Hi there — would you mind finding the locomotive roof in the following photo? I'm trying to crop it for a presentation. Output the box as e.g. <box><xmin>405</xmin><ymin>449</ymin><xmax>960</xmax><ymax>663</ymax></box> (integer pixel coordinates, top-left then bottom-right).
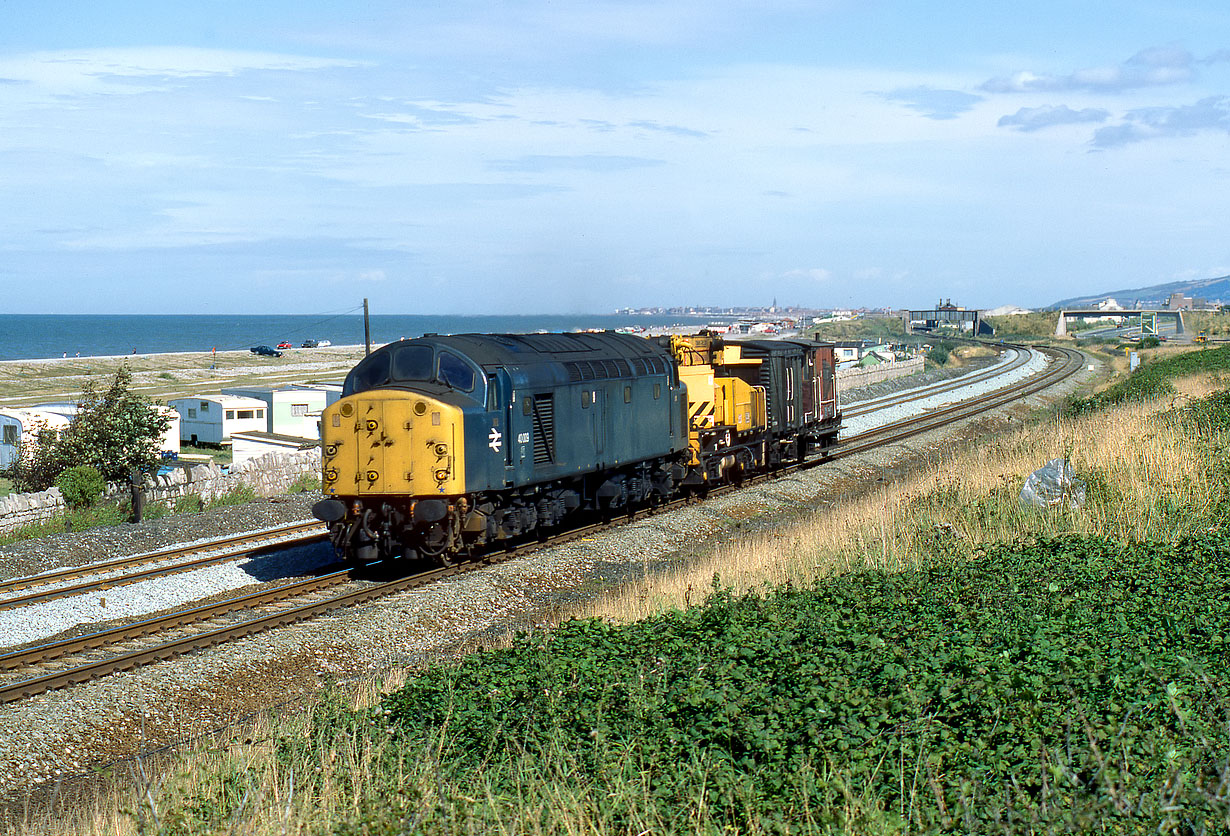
<box><xmin>375</xmin><ymin>331</ymin><xmax>671</xmax><ymax>368</ymax></box>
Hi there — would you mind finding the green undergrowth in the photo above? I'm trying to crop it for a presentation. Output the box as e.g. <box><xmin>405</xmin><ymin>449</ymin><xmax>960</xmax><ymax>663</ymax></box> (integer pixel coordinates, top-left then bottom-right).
<box><xmin>0</xmin><ymin>503</ymin><xmax>131</xmax><ymax>547</ymax></box>
<box><xmin>1067</xmin><ymin>344</ymin><xmax>1230</xmax><ymax>415</ymax></box>
<box><xmin>203</xmin><ymin>484</ymin><xmax>259</xmax><ymax>510</ymax></box>
<box><xmin>203</xmin><ymin>532</ymin><xmax>1230</xmax><ymax>836</ymax></box>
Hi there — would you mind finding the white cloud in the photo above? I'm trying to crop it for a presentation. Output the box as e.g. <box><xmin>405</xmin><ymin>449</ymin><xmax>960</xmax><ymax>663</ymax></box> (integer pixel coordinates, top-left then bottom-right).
<box><xmin>981</xmin><ymin>45</ymin><xmax>1196</xmax><ymax>94</ymax></box>
<box><xmin>1093</xmin><ymin>95</ymin><xmax>1230</xmax><ymax>147</ymax></box>
<box><xmin>0</xmin><ymin>47</ymin><xmax>362</xmax><ymax>98</ymax></box>
<box><xmin>998</xmin><ymin>105</ymin><xmax>1110</xmax><ymax>132</ymax></box>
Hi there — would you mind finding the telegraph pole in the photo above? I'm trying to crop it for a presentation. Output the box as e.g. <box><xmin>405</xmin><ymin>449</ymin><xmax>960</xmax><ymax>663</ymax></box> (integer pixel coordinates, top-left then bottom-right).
<box><xmin>363</xmin><ymin>298</ymin><xmax>371</xmax><ymax>356</ymax></box>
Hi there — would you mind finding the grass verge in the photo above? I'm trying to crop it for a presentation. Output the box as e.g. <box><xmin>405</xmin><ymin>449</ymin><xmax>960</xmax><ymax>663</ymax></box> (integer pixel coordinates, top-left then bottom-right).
<box><xmin>21</xmin><ymin>351</ymin><xmax>1230</xmax><ymax>835</ymax></box>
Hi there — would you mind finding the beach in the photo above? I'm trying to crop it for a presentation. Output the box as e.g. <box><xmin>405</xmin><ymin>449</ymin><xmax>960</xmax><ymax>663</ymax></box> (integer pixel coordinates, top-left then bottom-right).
<box><xmin>0</xmin><ymin>345</ymin><xmax>370</xmax><ymax>409</ymax></box>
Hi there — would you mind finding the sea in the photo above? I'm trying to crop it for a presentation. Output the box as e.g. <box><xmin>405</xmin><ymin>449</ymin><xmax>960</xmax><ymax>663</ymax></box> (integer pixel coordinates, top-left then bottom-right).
<box><xmin>0</xmin><ymin>313</ymin><xmax>718</xmax><ymax>362</ymax></box>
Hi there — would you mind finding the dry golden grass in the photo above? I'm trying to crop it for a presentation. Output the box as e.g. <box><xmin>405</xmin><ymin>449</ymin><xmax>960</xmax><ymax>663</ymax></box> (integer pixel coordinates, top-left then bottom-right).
<box><xmin>582</xmin><ymin>377</ymin><xmax>1219</xmax><ymax>626</ymax></box>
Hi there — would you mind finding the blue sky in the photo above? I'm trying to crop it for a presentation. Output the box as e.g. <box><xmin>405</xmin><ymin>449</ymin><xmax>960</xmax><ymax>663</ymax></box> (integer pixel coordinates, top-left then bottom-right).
<box><xmin>2</xmin><ymin>1</ymin><xmax>1228</xmax><ymax>314</ymax></box>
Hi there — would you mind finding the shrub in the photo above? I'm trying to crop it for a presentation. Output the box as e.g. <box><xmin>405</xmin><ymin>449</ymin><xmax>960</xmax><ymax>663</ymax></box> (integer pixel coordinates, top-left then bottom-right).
<box><xmin>926</xmin><ymin>343</ymin><xmax>950</xmax><ymax>366</ymax></box>
<box><xmin>54</xmin><ymin>465</ymin><xmax>106</xmax><ymax>509</ymax></box>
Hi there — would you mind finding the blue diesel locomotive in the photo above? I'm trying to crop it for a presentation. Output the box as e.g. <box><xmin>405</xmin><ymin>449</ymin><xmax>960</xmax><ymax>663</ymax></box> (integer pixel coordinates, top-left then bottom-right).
<box><xmin>312</xmin><ymin>331</ymin><xmax>840</xmax><ymax>565</ymax></box>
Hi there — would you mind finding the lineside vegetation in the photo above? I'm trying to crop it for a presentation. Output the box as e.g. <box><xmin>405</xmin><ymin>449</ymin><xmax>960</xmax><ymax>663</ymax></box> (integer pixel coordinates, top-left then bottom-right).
<box><xmin>25</xmin><ymin>346</ymin><xmax>1230</xmax><ymax>835</ymax></box>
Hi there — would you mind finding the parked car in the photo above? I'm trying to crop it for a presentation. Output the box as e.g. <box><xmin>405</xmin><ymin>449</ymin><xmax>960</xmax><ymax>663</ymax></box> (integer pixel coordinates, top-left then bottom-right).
<box><xmin>276</xmin><ymin>341</ymin><xmax>293</xmax><ymax>349</ymax></box>
<box><xmin>250</xmin><ymin>345</ymin><xmax>283</xmax><ymax>358</ymax></box>
<box><xmin>301</xmin><ymin>339</ymin><xmax>332</xmax><ymax>348</ymax></box>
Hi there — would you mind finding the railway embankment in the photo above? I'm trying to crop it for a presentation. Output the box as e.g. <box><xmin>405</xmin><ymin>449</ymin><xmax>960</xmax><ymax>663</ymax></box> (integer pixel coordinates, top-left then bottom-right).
<box><xmin>11</xmin><ymin>343</ymin><xmax>1230</xmax><ymax>834</ymax></box>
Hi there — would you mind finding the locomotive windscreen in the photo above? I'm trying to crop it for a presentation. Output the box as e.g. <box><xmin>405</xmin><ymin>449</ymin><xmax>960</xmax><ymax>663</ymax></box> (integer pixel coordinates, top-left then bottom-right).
<box><xmin>344</xmin><ymin>343</ymin><xmax>480</xmax><ymax>396</ymax></box>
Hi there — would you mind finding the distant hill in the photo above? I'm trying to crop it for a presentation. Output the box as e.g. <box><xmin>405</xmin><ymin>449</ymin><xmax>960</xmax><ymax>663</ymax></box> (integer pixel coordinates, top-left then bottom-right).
<box><xmin>1051</xmin><ymin>275</ymin><xmax>1230</xmax><ymax>310</ymax></box>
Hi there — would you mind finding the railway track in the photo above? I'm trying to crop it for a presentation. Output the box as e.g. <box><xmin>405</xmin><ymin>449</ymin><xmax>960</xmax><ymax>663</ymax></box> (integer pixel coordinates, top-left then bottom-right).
<box><xmin>0</xmin><ymin>520</ymin><xmax>324</xmax><ymax>612</ymax></box>
<box><xmin>833</xmin><ymin>346</ymin><xmax>1084</xmax><ymax>459</ymax></box>
<box><xmin>0</xmin><ymin>344</ymin><xmax>1084</xmax><ymax>704</ymax></box>
<box><xmin>842</xmin><ymin>345</ymin><xmax>1032</xmax><ymax>418</ymax></box>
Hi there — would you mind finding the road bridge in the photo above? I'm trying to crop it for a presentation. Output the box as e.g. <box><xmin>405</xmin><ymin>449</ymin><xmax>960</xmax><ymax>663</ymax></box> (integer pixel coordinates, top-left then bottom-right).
<box><xmin>1054</xmin><ymin>309</ymin><xmax>1185</xmax><ymax>336</ymax></box>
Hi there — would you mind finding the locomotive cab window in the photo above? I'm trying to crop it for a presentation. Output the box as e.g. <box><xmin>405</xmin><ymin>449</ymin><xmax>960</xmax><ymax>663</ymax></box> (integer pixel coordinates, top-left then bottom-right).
<box><xmin>581</xmin><ymin>390</ymin><xmax>592</xmax><ymax>408</ymax></box>
<box><xmin>624</xmin><ymin>385</ymin><xmax>632</xmax><ymax>403</ymax></box>
<box><xmin>437</xmin><ymin>351</ymin><xmax>476</xmax><ymax>392</ymax></box>
<box><xmin>346</xmin><ymin>352</ymin><xmax>391</xmax><ymax>395</ymax></box>
<box><xmin>391</xmin><ymin>345</ymin><xmax>433</xmax><ymax>382</ymax></box>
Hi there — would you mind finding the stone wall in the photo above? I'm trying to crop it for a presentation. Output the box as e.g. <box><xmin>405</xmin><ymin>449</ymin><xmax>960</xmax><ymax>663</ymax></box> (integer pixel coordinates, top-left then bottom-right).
<box><xmin>0</xmin><ymin>449</ymin><xmax>321</xmax><ymax>536</ymax></box>
<box><xmin>836</xmin><ymin>356</ymin><xmax>923</xmax><ymax>393</ymax></box>
<box><xmin>0</xmin><ymin>487</ymin><xmax>69</xmax><ymax>535</ymax></box>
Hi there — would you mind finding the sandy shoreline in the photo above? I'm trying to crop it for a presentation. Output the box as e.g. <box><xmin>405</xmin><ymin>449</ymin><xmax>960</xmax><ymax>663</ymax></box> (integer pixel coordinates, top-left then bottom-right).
<box><xmin>0</xmin><ymin>327</ymin><xmax>801</xmax><ymax>409</ymax></box>
<box><xmin>0</xmin><ymin>345</ymin><xmax>371</xmax><ymax>409</ymax></box>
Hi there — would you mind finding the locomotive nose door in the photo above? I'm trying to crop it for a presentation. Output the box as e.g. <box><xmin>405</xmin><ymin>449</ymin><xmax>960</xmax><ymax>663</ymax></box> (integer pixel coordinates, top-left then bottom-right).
<box><xmin>339</xmin><ymin>396</ymin><xmax>414</xmax><ymax>496</ymax></box>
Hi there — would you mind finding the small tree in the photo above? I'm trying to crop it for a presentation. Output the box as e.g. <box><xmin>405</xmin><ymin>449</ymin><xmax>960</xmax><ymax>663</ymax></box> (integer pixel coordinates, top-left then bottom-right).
<box><xmin>10</xmin><ymin>367</ymin><xmax>171</xmax><ymax>492</ymax></box>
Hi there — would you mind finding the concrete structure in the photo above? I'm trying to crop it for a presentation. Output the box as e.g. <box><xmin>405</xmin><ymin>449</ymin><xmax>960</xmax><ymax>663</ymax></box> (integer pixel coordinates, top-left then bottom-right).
<box><xmin>169</xmin><ymin>395</ymin><xmax>268</xmax><ymax>445</ymax></box>
<box><xmin>231</xmin><ymin>431</ymin><xmax>319</xmax><ymax>465</ymax></box>
<box><xmin>0</xmin><ymin>409</ymin><xmax>71</xmax><ymax>470</ymax></box>
<box><xmin>1054</xmin><ymin>309</ymin><xmax>1186</xmax><ymax>336</ymax></box>
<box><xmin>220</xmin><ymin>384</ymin><xmax>331</xmax><ymax>439</ymax></box>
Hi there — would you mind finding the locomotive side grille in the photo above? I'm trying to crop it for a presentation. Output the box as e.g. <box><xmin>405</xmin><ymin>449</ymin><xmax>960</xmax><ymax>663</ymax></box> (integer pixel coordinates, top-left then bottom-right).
<box><xmin>532</xmin><ymin>395</ymin><xmax>555</xmax><ymax>465</ymax></box>
<box><xmin>565</xmin><ymin>359</ymin><xmax>640</xmax><ymax>381</ymax></box>
<box><xmin>565</xmin><ymin>361</ymin><xmax>599</xmax><ymax>381</ymax></box>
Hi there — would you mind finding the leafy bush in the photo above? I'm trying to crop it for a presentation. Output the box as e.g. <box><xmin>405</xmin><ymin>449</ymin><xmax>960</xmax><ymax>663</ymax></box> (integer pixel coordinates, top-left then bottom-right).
<box><xmin>924</xmin><ymin>339</ymin><xmax>963</xmax><ymax>367</ymax></box>
<box><xmin>53</xmin><ymin>465</ymin><xmax>106</xmax><ymax>509</ymax></box>
<box><xmin>9</xmin><ymin>366</ymin><xmax>170</xmax><ymax>491</ymax></box>
<box><xmin>364</xmin><ymin>532</ymin><xmax>1230</xmax><ymax>833</ymax></box>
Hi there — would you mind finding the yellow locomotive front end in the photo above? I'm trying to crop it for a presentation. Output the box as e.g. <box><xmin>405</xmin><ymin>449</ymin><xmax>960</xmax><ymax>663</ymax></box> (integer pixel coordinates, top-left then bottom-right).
<box><xmin>313</xmin><ymin>389</ymin><xmax>467</xmax><ymax>564</ymax></box>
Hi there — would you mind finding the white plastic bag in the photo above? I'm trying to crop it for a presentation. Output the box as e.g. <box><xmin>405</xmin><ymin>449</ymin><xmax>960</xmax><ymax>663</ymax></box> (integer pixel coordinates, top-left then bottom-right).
<box><xmin>1020</xmin><ymin>458</ymin><xmax>1086</xmax><ymax>510</ymax></box>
